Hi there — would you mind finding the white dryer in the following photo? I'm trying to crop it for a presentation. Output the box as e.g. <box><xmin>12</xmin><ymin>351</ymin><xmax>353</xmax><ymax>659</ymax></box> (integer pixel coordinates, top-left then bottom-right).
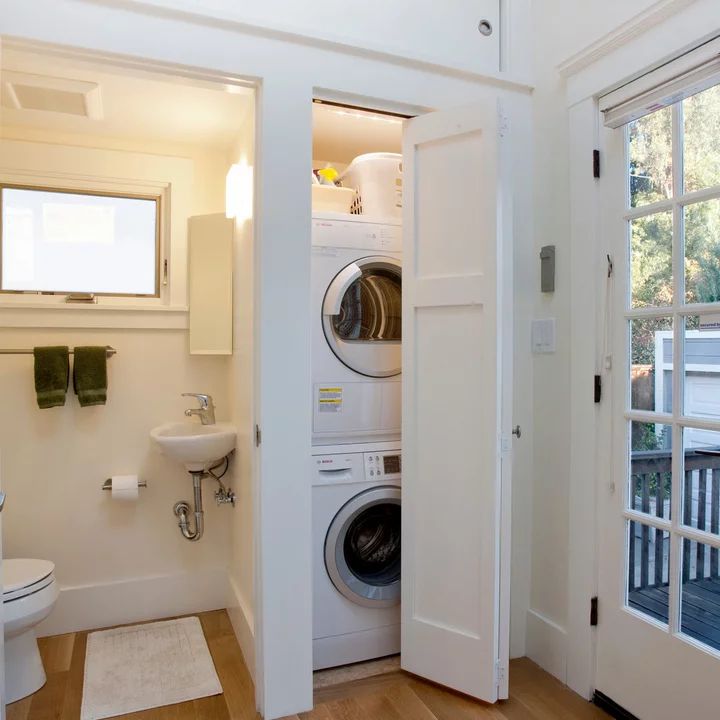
<box><xmin>312</xmin><ymin>447</ymin><xmax>401</xmax><ymax>669</ymax></box>
<box><xmin>311</xmin><ymin>213</ymin><xmax>402</xmax><ymax>446</ymax></box>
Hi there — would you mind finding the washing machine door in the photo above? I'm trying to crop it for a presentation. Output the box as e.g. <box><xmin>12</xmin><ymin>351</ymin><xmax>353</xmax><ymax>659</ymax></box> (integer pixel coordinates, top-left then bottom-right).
<box><xmin>322</xmin><ymin>256</ymin><xmax>401</xmax><ymax>378</ymax></box>
<box><xmin>325</xmin><ymin>485</ymin><xmax>401</xmax><ymax>608</ymax></box>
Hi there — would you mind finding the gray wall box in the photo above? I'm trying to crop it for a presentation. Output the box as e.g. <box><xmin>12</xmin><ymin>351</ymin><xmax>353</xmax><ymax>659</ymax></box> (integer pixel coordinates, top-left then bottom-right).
<box><xmin>540</xmin><ymin>245</ymin><xmax>555</xmax><ymax>293</ymax></box>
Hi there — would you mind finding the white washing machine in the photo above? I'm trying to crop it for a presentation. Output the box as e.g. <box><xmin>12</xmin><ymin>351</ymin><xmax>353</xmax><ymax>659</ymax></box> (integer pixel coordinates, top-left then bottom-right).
<box><xmin>311</xmin><ymin>213</ymin><xmax>402</xmax><ymax>446</ymax></box>
<box><xmin>312</xmin><ymin>447</ymin><xmax>401</xmax><ymax>670</ymax></box>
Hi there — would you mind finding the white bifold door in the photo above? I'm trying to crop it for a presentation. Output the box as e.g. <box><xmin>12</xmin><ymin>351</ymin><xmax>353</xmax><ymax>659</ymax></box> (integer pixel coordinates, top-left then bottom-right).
<box><xmin>401</xmin><ymin>101</ymin><xmax>513</xmax><ymax>702</ymax></box>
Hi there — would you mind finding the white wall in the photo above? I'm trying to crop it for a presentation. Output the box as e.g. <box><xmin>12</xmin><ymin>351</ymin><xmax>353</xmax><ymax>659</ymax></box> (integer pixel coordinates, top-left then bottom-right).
<box><xmin>0</xmin><ymin>2</ymin><xmax>534</xmax><ymax>716</ymax></box>
<box><xmin>97</xmin><ymin>0</ymin><xmax>517</xmax><ymax>79</ymax></box>
<box><xmin>0</xmin><ymin>133</ymin><xmax>235</xmax><ymax>634</ymax></box>
<box><xmin>526</xmin><ymin>0</ymin><xmax>715</xmax><ymax>690</ymax></box>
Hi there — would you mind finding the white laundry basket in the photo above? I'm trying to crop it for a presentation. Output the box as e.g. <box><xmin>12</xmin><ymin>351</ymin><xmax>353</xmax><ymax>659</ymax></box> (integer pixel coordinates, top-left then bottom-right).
<box><xmin>341</xmin><ymin>153</ymin><xmax>402</xmax><ymax>220</ymax></box>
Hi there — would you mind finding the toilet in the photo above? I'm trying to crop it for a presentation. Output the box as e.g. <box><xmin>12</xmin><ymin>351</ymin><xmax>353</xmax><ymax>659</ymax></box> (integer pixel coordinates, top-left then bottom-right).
<box><xmin>3</xmin><ymin>559</ymin><xmax>58</xmax><ymax>704</ymax></box>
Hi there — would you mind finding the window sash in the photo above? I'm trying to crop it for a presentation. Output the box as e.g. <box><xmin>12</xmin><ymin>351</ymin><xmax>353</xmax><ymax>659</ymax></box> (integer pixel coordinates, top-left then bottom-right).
<box><xmin>0</xmin><ymin>183</ymin><xmax>162</xmax><ymax>298</ymax></box>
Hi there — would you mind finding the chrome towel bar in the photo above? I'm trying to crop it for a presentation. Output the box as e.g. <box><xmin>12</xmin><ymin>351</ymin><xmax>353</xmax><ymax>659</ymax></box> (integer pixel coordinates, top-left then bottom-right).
<box><xmin>0</xmin><ymin>346</ymin><xmax>117</xmax><ymax>357</ymax></box>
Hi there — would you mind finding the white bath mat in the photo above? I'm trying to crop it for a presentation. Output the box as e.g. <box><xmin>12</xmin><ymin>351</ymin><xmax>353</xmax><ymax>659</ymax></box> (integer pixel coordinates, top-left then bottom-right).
<box><xmin>80</xmin><ymin>616</ymin><xmax>222</xmax><ymax>720</ymax></box>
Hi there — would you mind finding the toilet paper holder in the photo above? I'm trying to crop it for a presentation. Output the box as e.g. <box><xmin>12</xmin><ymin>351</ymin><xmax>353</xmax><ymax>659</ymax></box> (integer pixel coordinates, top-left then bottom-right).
<box><xmin>102</xmin><ymin>478</ymin><xmax>148</xmax><ymax>490</ymax></box>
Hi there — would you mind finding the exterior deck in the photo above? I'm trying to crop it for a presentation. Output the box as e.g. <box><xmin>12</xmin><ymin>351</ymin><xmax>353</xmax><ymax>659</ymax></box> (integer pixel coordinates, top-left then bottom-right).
<box><xmin>629</xmin><ymin>577</ymin><xmax>720</xmax><ymax>651</ymax></box>
<box><xmin>628</xmin><ymin>446</ymin><xmax>720</xmax><ymax>651</ymax></box>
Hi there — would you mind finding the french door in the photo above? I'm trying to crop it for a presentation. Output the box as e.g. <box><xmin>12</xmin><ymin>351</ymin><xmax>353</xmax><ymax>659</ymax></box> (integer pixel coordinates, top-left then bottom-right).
<box><xmin>597</xmin><ymin>82</ymin><xmax>720</xmax><ymax>718</ymax></box>
<box><xmin>401</xmin><ymin>101</ymin><xmax>512</xmax><ymax>702</ymax></box>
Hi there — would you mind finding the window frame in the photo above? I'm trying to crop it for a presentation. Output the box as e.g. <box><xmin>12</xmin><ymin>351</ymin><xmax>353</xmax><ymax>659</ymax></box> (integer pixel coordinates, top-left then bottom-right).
<box><xmin>620</xmin><ymin>83</ymin><xmax>720</xmax><ymax>652</ymax></box>
<box><xmin>0</xmin><ymin>181</ymin><xmax>163</xmax><ymax>299</ymax></box>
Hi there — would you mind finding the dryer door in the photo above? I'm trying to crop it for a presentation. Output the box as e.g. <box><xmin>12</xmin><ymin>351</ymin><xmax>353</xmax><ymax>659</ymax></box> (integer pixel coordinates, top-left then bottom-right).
<box><xmin>322</xmin><ymin>256</ymin><xmax>401</xmax><ymax>377</ymax></box>
<box><xmin>325</xmin><ymin>485</ymin><xmax>401</xmax><ymax>608</ymax></box>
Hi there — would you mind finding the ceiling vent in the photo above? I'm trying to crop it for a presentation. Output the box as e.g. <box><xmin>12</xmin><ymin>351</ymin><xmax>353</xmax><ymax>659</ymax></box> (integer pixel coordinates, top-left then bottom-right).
<box><xmin>1</xmin><ymin>71</ymin><xmax>103</xmax><ymax>119</ymax></box>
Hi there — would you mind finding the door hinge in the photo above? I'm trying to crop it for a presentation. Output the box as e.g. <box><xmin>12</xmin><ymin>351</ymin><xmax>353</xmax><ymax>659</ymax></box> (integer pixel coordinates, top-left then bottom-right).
<box><xmin>590</xmin><ymin>596</ymin><xmax>599</xmax><ymax>626</ymax></box>
<box><xmin>255</xmin><ymin>424</ymin><xmax>262</xmax><ymax>447</ymax></box>
<box><xmin>495</xmin><ymin>659</ymin><xmax>506</xmax><ymax>686</ymax></box>
<box><xmin>593</xmin><ymin>149</ymin><xmax>601</xmax><ymax>178</ymax></box>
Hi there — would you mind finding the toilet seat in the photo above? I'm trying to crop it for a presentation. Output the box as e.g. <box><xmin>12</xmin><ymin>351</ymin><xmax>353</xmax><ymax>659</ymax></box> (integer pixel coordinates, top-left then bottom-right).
<box><xmin>3</xmin><ymin>560</ymin><xmax>55</xmax><ymax>602</ymax></box>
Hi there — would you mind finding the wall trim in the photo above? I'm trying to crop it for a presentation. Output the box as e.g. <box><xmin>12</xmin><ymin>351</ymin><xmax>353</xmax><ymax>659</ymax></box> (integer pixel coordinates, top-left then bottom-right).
<box><xmin>525</xmin><ymin>609</ymin><xmax>568</xmax><ymax>685</ymax></box>
<box><xmin>0</xmin><ymin>304</ymin><xmax>189</xmax><ymax>330</ymax></box>
<box><xmin>226</xmin><ymin>574</ymin><xmax>256</xmax><ymax>682</ymax></box>
<box><xmin>37</xmin><ymin>567</ymin><xmax>230</xmax><ymax>637</ymax></box>
<box><xmin>557</xmin><ymin>0</ymin><xmax>697</xmax><ymax>78</ymax></box>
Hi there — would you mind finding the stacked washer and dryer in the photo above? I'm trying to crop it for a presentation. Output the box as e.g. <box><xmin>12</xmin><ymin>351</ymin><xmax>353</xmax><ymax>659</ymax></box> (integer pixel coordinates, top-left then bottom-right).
<box><xmin>311</xmin><ymin>210</ymin><xmax>403</xmax><ymax>670</ymax></box>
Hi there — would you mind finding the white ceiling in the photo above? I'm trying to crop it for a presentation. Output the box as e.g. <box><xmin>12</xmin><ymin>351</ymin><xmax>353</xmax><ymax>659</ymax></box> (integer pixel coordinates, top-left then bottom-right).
<box><xmin>312</xmin><ymin>102</ymin><xmax>403</xmax><ymax>165</ymax></box>
<box><xmin>0</xmin><ymin>48</ymin><xmax>253</xmax><ymax>150</ymax></box>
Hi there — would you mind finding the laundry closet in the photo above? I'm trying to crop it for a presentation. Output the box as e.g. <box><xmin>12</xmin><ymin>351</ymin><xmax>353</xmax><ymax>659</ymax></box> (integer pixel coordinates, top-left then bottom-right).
<box><xmin>310</xmin><ymin>101</ymin><xmax>404</xmax><ymax>672</ymax></box>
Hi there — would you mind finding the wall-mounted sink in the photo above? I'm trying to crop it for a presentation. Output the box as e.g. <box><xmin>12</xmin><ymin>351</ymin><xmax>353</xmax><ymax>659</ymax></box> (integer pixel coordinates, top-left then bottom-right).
<box><xmin>150</xmin><ymin>421</ymin><xmax>237</xmax><ymax>471</ymax></box>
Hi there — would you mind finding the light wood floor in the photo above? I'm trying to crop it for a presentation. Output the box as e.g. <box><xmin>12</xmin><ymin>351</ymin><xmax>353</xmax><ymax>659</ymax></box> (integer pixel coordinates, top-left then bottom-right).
<box><xmin>288</xmin><ymin>658</ymin><xmax>610</xmax><ymax>720</ymax></box>
<box><xmin>7</xmin><ymin>612</ymin><xmax>608</xmax><ymax>720</ymax></box>
<box><xmin>6</xmin><ymin>610</ymin><xmax>258</xmax><ymax>720</ymax></box>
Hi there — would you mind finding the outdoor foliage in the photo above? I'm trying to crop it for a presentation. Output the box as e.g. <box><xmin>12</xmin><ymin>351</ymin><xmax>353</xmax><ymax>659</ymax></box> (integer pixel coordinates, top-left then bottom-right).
<box><xmin>629</xmin><ymin>86</ymin><xmax>720</xmax><ymax>454</ymax></box>
<box><xmin>630</xmin><ymin>84</ymin><xmax>720</xmax><ymax>309</ymax></box>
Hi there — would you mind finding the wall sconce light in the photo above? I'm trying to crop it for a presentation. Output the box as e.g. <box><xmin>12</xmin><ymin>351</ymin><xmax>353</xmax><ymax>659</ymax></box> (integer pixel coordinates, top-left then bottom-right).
<box><xmin>226</xmin><ymin>162</ymin><xmax>253</xmax><ymax>221</ymax></box>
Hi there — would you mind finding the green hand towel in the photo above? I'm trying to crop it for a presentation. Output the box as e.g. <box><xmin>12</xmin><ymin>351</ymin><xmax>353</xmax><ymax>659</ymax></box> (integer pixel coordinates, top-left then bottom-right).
<box><xmin>33</xmin><ymin>346</ymin><xmax>70</xmax><ymax>409</ymax></box>
<box><xmin>73</xmin><ymin>346</ymin><xmax>108</xmax><ymax>407</ymax></box>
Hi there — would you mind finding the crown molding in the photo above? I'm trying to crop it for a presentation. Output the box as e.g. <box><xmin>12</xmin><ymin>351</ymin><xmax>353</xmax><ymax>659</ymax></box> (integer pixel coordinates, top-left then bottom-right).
<box><xmin>557</xmin><ymin>0</ymin><xmax>697</xmax><ymax>78</ymax></box>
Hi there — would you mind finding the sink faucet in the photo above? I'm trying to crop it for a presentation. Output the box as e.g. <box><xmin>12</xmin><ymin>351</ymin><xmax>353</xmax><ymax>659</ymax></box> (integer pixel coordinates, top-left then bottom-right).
<box><xmin>182</xmin><ymin>393</ymin><xmax>216</xmax><ymax>425</ymax></box>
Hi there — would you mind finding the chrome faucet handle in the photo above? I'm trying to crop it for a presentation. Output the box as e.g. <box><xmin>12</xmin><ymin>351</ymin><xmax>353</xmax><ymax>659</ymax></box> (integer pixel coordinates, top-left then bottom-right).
<box><xmin>182</xmin><ymin>393</ymin><xmax>216</xmax><ymax>425</ymax></box>
<box><xmin>182</xmin><ymin>392</ymin><xmax>212</xmax><ymax>409</ymax></box>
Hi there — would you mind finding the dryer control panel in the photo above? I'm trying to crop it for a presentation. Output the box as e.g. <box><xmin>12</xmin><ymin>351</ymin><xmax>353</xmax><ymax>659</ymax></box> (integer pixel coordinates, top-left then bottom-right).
<box><xmin>364</xmin><ymin>451</ymin><xmax>402</xmax><ymax>481</ymax></box>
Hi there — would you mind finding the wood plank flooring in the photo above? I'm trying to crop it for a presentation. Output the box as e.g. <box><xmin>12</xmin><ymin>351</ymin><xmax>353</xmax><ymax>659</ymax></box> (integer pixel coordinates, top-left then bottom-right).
<box><xmin>6</xmin><ymin>610</ymin><xmax>258</xmax><ymax>720</ymax></box>
<box><xmin>287</xmin><ymin>658</ymin><xmax>609</xmax><ymax>720</ymax></box>
<box><xmin>7</xmin><ymin>613</ymin><xmax>608</xmax><ymax>720</ymax></box>
<box><xmin>629</xmin><ymin>576</ymin><xmax>720</xmax><ymax>650</ymax></box>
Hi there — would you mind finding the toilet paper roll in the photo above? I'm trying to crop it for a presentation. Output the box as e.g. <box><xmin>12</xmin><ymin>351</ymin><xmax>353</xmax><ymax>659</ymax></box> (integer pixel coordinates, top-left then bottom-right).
<box><xmin>110</xmin><ymin>475</ymin><xmax>139</xmax><ymax>502</ymax></box>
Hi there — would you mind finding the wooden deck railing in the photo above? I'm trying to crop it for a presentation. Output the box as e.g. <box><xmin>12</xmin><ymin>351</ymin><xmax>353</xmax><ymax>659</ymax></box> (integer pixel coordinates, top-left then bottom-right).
<box><xmin>630</xmin><ymin>448</ymin><xmax>720</xmax><ymax>592</ymax></box>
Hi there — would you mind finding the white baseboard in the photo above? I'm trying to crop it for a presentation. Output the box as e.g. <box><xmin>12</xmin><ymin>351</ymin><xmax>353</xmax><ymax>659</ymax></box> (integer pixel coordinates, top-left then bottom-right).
<box><xmin>525</xmin><ymin>608</ymin><xmax>568</xmax><ymax>684</ymax></box>
<box><xmin>37</xmin><ymin>567</ymin><xmax>230</xmax><ymax>638</ymax></box>
<box><xmin>226</xmin><ymin>573</ymin><xmax>255</xmax><ymax>681</ymax></box>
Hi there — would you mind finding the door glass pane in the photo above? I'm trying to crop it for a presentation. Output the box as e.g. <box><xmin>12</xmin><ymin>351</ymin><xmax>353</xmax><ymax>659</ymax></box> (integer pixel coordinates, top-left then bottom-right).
<box><xmin>629</xmin><ymin>107</ymin><xmax>673</xmax><ymax>208</ymax></box>
<box><xmin>627</xmin><ymin>519</ymin><xmax>670</xmax><ymax>624</ymax></box>
<box><xmin>685</xmin><ymin>198</ymin><xmax>720</xmax><ymax>304</ymax></box>
<box><xmin>631</xmin><ymin>212</ymin><xmax>673</xmax><ymax>308</ymax></box>
<box><xmin>333</xmin><ymin>268</ymin><xmax>401</xmax><ymax>341</ymax></box>
<box><xmin>683</xmin><ymin>315</ymin><xmax>720</xmax><ymax>421</ymax></box>
<box><xmin>683</xmin><ymin>84</ymin><xmax>720</xmax><ymax>194</ymax></box>
<box><xmin>681</xmin><ymin>537</ymin><xmax>720</xmax><ymax>652</ymax></box>
<box><xmin>630</xmin><ymin>421</ymin><xmax>672</xmax><ymax>520</ymax></box>
<box><xmin>631</xmin><ymin>317</ymin><xmax>673</xmax><ymax>412</ymax></box>
<box><xmin>681</xmin><ymin>427</ymin><xmax>720</xmax><ymax>537</ymax></box>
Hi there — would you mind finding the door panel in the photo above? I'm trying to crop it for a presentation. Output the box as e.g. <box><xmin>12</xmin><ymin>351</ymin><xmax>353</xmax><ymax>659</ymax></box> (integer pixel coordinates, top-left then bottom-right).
<box><xmin>597</xmin><ymin>87</ymin><xmax>720</xmax><ymax>718</ymax></box>
<box><xmin>401</xmin><ymin>102</ymin><xmax>510</xmax><ymax>702</ymax></box>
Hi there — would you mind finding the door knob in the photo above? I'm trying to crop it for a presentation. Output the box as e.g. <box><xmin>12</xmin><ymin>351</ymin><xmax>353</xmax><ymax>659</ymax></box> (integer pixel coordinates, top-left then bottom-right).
<box><xmin>0</xmin><ymin>492</ymin><xmax>6</xmax><ymax>512</ymax></box>
<box><xmin>512</xmin><ymin>425</ymin><xmax>522</xmax><ymax>439</ymax></box>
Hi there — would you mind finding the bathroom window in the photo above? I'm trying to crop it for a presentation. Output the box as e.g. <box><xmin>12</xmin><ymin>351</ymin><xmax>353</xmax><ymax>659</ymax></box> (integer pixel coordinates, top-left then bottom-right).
<box><xmin>0</xmin><ymin>185</ymin><xmax>161</xmax><ymax>297</ymax></box>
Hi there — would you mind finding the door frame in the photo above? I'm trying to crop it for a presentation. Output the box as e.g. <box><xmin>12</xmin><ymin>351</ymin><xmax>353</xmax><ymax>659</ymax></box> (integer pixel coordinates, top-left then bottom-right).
<box><xmin>563</xmin><ymin>10</ymin><xmax>720</xmax><ymax>702</ymax></box>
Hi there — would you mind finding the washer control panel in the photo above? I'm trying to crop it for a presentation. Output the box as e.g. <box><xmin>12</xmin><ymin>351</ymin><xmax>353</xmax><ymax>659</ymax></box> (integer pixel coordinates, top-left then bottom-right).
<box><xmin>364</xmin><ymin>451</ymin><xmax>402</xmax><ymax>481</ymax></box>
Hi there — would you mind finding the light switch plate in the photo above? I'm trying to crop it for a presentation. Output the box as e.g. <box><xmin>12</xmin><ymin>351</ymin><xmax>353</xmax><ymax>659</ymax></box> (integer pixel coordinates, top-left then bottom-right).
<box><xmin>532</xmin><ymin>318</ymin><xmax>556</xmax><ymax>354</ymax></box>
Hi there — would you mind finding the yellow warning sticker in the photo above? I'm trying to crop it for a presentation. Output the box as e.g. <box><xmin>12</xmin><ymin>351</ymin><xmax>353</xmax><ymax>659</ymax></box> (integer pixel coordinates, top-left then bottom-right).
<box><xmin>319</xmin><ymin>387</ymin><xmax>343</xmax><ymax>413</ymax></box>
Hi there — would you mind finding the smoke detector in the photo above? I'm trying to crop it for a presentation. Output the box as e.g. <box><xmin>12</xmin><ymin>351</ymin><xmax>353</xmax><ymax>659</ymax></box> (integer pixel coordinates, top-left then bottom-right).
<box><xmin>1</xmin><ymin>71</ymin><xmax>103</xmax><ymax>119</ymax></box>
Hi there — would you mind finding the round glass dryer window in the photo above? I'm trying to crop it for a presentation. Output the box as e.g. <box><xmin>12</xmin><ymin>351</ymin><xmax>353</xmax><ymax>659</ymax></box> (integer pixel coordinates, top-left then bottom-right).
<box><xmin>325</xmin><ymin>486</ymin><xmax>401</xmax><ymax>608</ymax></box>
<box><xmin>322</xmin><ymin>256</ymin><xmax>401</xmax><ymax>378</ymax></box>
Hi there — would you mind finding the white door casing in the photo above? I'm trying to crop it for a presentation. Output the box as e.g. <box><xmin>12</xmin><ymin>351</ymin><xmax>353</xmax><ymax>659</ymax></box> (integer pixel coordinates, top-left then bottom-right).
<box><xmin>400</xmin><ymin>101</ymin><xmax>512</xmax><ymax>702</ymax></box>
